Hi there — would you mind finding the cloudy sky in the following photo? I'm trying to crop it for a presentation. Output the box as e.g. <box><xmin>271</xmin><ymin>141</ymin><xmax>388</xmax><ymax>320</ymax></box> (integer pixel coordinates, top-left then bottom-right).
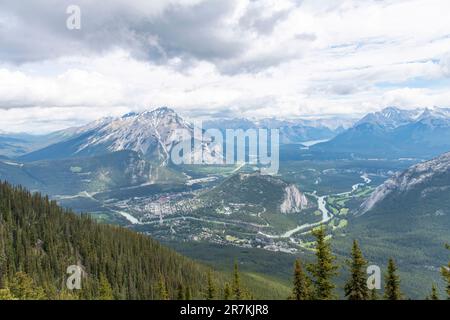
<box><xmin>1</xmin><ymin>0</ymin><xmax>450</xmax><ymax>133</ymax></box>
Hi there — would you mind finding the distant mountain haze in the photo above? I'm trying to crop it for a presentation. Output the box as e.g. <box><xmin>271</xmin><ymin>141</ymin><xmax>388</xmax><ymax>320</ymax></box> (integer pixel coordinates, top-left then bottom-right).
<box><xmin>313</xmin><ymin>106</ymin><xmax>450</xmax><ymax>159</ymax></box>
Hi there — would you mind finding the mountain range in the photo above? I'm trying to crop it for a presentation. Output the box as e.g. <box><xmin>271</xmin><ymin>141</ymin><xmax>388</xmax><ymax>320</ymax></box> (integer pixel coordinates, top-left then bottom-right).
<box><xmin>203</xmin><ymin>117</ymin><xmax>351</xmax><ymax>144</ymax></box>
<box><xmin>0</xmin><ymin>107</ymin><xmax>356</xmax><ymax>160</ymax></box>
<box><xmin>19</xmin><ymin>107</ymin><xmax>196</xmax><ymax>163</ymax></box>
<box><xmin>0</xmin><ymin>130</ymin><xmax>73</xmax><ymax>158</ymax></box>
<box><xmin>0</xmin><ymin>105</ymin><xmax>449</xmax><ymax>298</ymax></box>
<box><xmin>6</xmin><ymin>105</ymin><xmax>450</xmax><ymax>163</ymax></box>
<box><xmin>313</xmin><ymin>106</ymin><xmax>450</xmax><ymax>159</ymax></box>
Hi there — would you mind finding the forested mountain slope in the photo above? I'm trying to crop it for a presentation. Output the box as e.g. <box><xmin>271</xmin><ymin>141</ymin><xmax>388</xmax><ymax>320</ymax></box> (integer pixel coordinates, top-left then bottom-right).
<box><xmin>0</xmin><ymin>181</ymin><xmax>215</xmax><ymax>299</ymax></box>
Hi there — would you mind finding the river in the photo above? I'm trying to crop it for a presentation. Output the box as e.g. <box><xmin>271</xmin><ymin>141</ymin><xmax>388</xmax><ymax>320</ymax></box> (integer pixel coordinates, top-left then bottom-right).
<box><xmin>258</xmin><ymin>173</ymin><xmax>371</xmax><ymax>239</ymax></box>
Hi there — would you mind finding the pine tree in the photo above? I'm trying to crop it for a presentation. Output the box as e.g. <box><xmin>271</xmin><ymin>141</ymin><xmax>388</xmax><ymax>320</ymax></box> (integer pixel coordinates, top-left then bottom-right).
<box><xmin>232</xmin><ymin>262</ymin><xmax>242</xmax><ymax>300</ymax></box>
<box><xmin>442</xmin><ymin>244</ymin><xmax>450</xmax><ymax>299</ymax></box>
<box><xmin>98</xmin><ymin>274</ymin><xmax>114</xmax><ymax>300</ymax></box>
<box><xmin>292</xmin><ymin>259</ymin><xmax>310</xmax><ymax>300</ymax></box>
<box><xmin>158</xmin><ymin>275</ymin><xmax>169</xmax><ymax>300</ymax></box>
<box><xmin>0</xmin><ymin>287</ymin><xmax>16</xmax><ymax>300</ymax></box>
<box><xmin>223</xmin><ymin>283</ymin><xmax>231</xmax><ymax>300</ymax></box>
<box><xmin>344</xmin><ymin>240</ymin><xmax>369</xmax><ymax>300</ymax></box>
<box><xmin>307</xmin><ymin>227</ymin><xmax>338</xmax><ymax>300</ymax></box>
<box><xmin>0</xmin><ymin>182</ymin><xmax>215</xmax><ymax>300</ymax></box>
<box><xmin>176</xmin><ymin>284</ymin><xmax>184</xmax><ymax>300</ymax></box>
<box><xmin>56</xmin><ymin>290</ymin><xmax>79</xmax><ymax>300</ymax></box>
<box><xmin>370</xmin><ymin>288</ymin><xmax>379</xmax><ymax>300</ymax></box>
<box><xmin>384</xmin><ymin>258</ymin><xmax>402</xmax><ymax>300</ymax></box>
<box><xmin>185</xmin><ymin>286</ymin><xmax>192</xmax><ymax>300</ymax></box>
<box><xmin>205</xmin><ymin>270</ymin><xmax>216</xmax><ymax>300</ymax></box>
<box><xmin>9</xmin><ymin>272</ymin><xmax>46</xmax><ymax>300</ymax></box>
<box><xmin>427</xmin><ymin>284</ymin><xmax>439</xmax><ymax>300</ymax></box>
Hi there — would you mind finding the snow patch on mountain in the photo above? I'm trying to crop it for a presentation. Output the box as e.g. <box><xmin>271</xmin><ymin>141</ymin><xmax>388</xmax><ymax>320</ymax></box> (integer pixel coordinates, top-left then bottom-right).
<box><xmin>71</xmin><ymin>107</ymin><xmax>220</xmax><ymax>164</ymax></box>
<box><xmin>356</xmin><ymin>106</ymin><xmax>450</xmax><ymax>130</ymax></box>
<box><xmin>356</xmin><ymin>106</ymin><xmax>423</xmax><ymax>129</ymax></box>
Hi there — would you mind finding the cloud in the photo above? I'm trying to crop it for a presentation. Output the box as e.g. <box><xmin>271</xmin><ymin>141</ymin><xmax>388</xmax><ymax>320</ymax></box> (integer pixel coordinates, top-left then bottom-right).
<box><xmin>238</xmin><ymin>0</ymin><xmax>293</xmax><ymax>35</ymax></box>
<box><xmin>0</xmin><ymin>0</ymin><xmax>242</xmax><ymax>64</ymax></box>
<box><xmin>1</xmin><ymin>0</ymin><xmax>450</xmax><ymax>133</ymax></box>
<box><xmin>440</xmin><ymin>52</ymin><xmax>450</xmax><ymax>77</ymax></box>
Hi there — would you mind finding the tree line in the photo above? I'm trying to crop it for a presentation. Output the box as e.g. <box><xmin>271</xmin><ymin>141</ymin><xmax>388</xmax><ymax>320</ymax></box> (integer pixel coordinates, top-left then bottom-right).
<box><xmin>188</xmin><ymin>227</ymin><xmax>449</xmax><ymax>301</ymax></box>
<box><xmin>0</xmin><ymin>181</ymin><xmax>218</xmax><ymax>300</ymax></box>
<box><xmin>289</xmin><ymin>227</ymin><xmax>450</xmax><ymax>300</ymax></box>
<box><xmin>0</xmin><ymin>181</ymin><xmax>448</xmax><ymax>300</ymax></box>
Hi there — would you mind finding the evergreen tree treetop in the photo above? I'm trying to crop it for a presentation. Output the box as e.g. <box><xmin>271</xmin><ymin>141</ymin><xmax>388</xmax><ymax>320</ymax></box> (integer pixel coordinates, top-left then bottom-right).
<box><xmin>384</xmin><ymin>258</ymin><xmax>402</xmax><ymax>300</ymax></box>
<box><xmin>292</xmin><ymin>259</ymin><xmax>310</xmax><ymax>300</ymax></box>
<box><xmin>344</xmin><ymin>240</ymin><xmax>369</xmax><ymax>300</ymax></box>
<box><xmin>307</xmin><ymin>227</ymin><xmax>338</xmax><ymax>300</ymax></box>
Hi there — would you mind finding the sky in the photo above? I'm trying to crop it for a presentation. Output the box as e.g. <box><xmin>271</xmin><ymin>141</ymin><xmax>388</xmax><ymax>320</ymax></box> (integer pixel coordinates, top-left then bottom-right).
<box><xmin>1</xmin><ymin>0</ymin><xmax>450</xmax><ymax>133</ymax></box>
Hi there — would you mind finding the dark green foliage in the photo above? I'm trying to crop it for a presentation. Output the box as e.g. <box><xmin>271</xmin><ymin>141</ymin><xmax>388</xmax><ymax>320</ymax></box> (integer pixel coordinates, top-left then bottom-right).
<box><xmin>232</xmin><ymin>262</ymin><xmax>242</xmax><ymax>300</ymax></box>
<box><xmin>1</xmin><ymin>180</ymin><xmax>446</xmax><ymax>301</ymax></box>
<box><xmin>427</xmin><ymin>284</ymin><xmax>439</xmax><ymax>300</ymax></box>
<box><xmin>205</xmin><ymin>270</ymin><xmax>216</xmax><ymax>300</ymax></box>
<box><xmin>223</xmin><ymin>283</ymin><xmax>231</xmax><ymax>300</ymax></box>
<box><xmin>307</xmin><ymin>227</ymin><xmax>338</xmax><ymax>300</ymax></box>
<box><xmin>8</xmin><ymin>272</ymin><xmax>46</xmax><ymax>300</ymax></box>
<box><xmin>344</xmin><ymin>240</ymin><xmax>369</xmax><ymax>300</ymax></box>
<box><xmin>384</xmin><ymin>258</ymin><xmax>402</xmax><ymax>300</ymax></box>
<box><xmin>370</xmin><ymin>288</ymin><xmax>379</xmax><ymax>300</ymax></box>
<box><xmin>0</xmin><ymin>181</ymin><xmax>215</xmax><ymax>300</ymax></box>
<box><xmin>176</xmin><ymin>284</ymin><xmax>184</xmax><ymax>300</ymax></box>
<box><xmin>292</xmin><ymin>259</ymin><xmax>310</xmax><ymax>300</ymax></box>
<box><xmin>201</xmin><ymin>173</ymin><xmax>287</xmax><ymax>213</ymax></box>
<box><xmin>98</xmin><ymin>273</ymin><xmax>114</xmax><ymax>300</ymax></box>
<box><xmin>158</xmin><ymin>275</ymin><xmax>169</xmax><ymax>300</ymax></box>
<box><xmin>0</xmin><ymin>287</ymin><xmax>15</xmax><ymax>300</ymax></box>
<box><xmin>184</xmin><ymin>286</ymin><xmax>192</xmax><ymax>300</ymax></box>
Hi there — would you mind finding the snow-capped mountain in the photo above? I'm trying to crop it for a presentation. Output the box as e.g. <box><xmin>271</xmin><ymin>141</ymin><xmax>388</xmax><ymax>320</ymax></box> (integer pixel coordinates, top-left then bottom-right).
<box><xmin>355</xmin><ymin>106</ymin><xmax>423</xmax><ymax>129</ymax></box>
<box><xmin>355</xmin><ymin>106</ymin><xmax>450</xmax><ymax>129</ymax></box>
<box><xmin>203</xmin><ymin>116</ymin><xmax>353</xmax><ymax>144</ymax></box>
<box><xmin>360</xmin><ymin>151</ymin><xmax>450</xmax><ymax>214</ymax></box>
<box><xmin>313</xmin><ymin>106</ymin><xmax>450</xmax><ymax>158</ymax></box>
<box><xmin>20</xmin><ymin>107</ymin><xmax>220</xmax><ymax>164</ymax></box>
<box><xmin>75</xmin><ymin>107</ymin><xmax>192</xmax><ymax>163</ymax></box>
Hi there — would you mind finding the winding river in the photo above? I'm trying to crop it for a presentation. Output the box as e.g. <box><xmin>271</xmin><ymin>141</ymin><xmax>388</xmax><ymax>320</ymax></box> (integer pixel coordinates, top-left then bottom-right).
<box><xmin>258</xmin><ymin>174</ymin><xmax>371</xmax><ymax>239</ymax></box>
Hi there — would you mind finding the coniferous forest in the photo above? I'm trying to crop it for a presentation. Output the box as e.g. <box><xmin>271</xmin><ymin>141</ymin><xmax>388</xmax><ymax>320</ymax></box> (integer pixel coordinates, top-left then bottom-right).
<box><xmin>0</xmin><ymin>181</ymin><xmax>448</xmax><ymax>300</ymax></box>
<box><xmin>0</xmin><ymin>181</ymin><xmax>217</xmax><ymax>300</ymax></box>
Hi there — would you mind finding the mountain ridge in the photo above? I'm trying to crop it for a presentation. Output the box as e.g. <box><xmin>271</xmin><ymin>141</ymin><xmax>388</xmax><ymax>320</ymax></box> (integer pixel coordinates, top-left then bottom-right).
<box><xmin>360</xmin><ymin>151</ymin><xmax>450</xmax><ymax>214</ymax></box>
<box><xmin>313</xmin><ymin>106</ymin><xmax>450</xmax><ymax>158</ymax></box>
<box><xmin>19</xmin><ymin>107</ymin><xmax>192</xmax><ymax>163</ymax></box>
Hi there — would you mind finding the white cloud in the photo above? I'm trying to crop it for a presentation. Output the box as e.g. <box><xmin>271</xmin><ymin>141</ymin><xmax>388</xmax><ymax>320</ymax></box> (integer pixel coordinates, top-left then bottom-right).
<box><xmin>1</xmin><ymin>0</ymin><xmax>450</xmax><ymax>133</ymax></box>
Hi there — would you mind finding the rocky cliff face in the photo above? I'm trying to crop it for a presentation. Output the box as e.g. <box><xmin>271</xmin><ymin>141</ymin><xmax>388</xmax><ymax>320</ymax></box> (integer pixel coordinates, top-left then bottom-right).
<box><xmin>76</xmin><ymin>107</ymin><xmax>192</xmax><ymax>162</ymax></box>
<box><xmin>22</xmin><ymin>107</ymin><xmax>222</xmax><ymax>164</ymax></box>
<box><xmin>280</xmin><ymin>184</ymin><xmax>308</xmax><ymax>213</ymax></box>
<box><xmin>360</xmin><ymin>152</ymin><xmax>450</xmax><ymax>214</ymax></box>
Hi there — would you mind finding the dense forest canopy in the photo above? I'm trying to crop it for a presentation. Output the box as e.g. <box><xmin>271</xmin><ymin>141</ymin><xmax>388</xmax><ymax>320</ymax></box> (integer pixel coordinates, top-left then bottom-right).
<box><xmin>0</xmin><ymin>181</ymin><xmax>215</xmax><ymax>299</ymax></box>
<box><xmin>0</xmin><ymin>181</ymin><xmax>448</xmax><ymax>300</ymax></box>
